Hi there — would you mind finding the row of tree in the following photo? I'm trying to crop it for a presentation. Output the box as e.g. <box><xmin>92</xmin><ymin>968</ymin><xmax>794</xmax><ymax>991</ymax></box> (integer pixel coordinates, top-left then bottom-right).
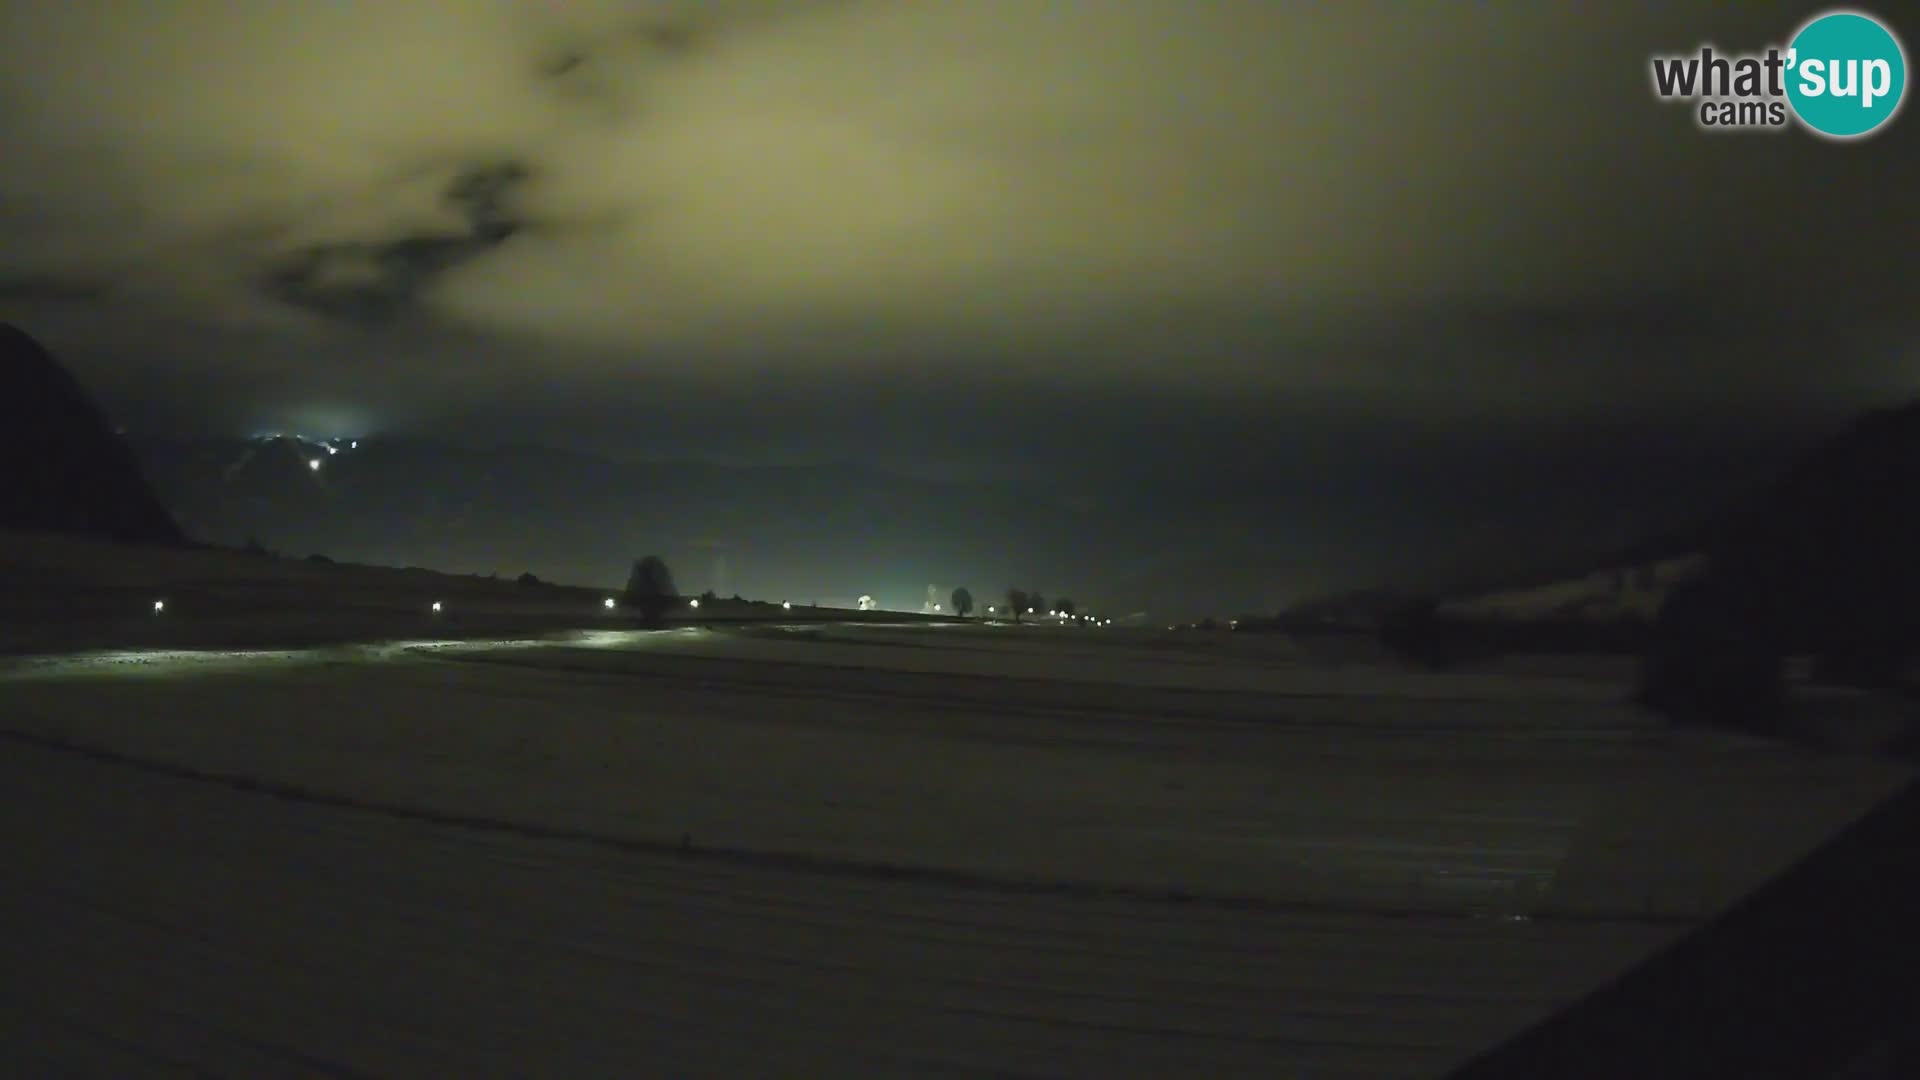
<box><xmin>992</xmin><ymin>589</ymin><xmax>1073</xmax><ymax>622</ymax></box>
<box><xmin>624</xmin><ymin>556</ymin><xmax>1078</xmax><ymax>627</ymax></box>
<box><xmin>907</xmin><ymin>585</ymin><xmax>1089</xmax><ymax>621</ymax></box>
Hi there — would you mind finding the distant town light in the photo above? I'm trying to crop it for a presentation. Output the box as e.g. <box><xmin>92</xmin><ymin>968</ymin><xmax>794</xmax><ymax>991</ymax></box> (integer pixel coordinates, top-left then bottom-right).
<box><xmin>430</xmin><ymin>601</ymin><xmax>443</xmax><ymax>613</ymax></box>
<box><xmin>987</xmin><ymin>605</ymin><xmax>995</xmax><ymax>613</ymax></box>
<box><xmin>325</xmin><ymin>445</ymin><xmax>337</xmax><ymax>455</ymax></box>
<box><xmin>350</xmin><ymin>440</ymin><xmax>358</xmax><ymax>449</ymax></box>
<box><xmin>1027</xmin><ymin>607</ymin><xmax>1035</xmax><ymax>614</ymax></box>
<box><xmin>604</xmin><ymin>597</ymin><xmax>617</xmax><ymax>610</ymax></box>
<box><xmin>689</xmin><ymin>598</ymin><xmax>700</xmax><ymax>609</ymax></box>
<box><xmin>308</xmin><ymin>459</ymin><xmax>322</xmax><ymax>471</ymax></box>
<box><xmin>933</xmin><ymin>603</ymin><xmax>942</xmax><ymax>612</ymax></box>
<box><xmin>783</xmin><ymin>601</ymin><xmax>792</xmax><ymax>610</ymax></box>
<box><xmin>152</xmin><ymin>600</ymin><xmax>166</xmax><ymax>614</ymax></box>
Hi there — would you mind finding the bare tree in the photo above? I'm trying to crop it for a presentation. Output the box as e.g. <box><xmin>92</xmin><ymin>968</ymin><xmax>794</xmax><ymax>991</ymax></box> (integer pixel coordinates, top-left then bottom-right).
<box><xmin>1006</xmin><ymin>588</ymin><xmax>1029</xmax><ymax>623</ymax></box>
<box><xmin>951</xmin><ymin>586</ymin><xmax>974</xmax><ymax>617</ymax></box>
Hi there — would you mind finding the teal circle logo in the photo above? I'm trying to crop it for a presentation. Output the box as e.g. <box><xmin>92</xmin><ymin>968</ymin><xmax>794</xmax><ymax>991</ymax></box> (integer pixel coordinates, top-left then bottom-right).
<box><xmin>1786</xmin><ymin>10</ymin><xmax>1907</xmax><ymax>138</ymax></box>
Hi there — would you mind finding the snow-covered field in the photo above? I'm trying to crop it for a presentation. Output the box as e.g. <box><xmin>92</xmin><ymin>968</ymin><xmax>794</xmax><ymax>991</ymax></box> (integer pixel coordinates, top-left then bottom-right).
<box><xmin>1</xmin><ymin>618</ymin><xmax>1909</xmax><ymax>1076</ymax></box>
<box><xmin>1438</xmin><ymin>556</ymin><xmax>1704</xmax><ymax>623</ymax></box>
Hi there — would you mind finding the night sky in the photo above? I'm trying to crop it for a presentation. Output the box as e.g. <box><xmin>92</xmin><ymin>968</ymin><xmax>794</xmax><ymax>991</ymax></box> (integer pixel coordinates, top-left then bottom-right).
<box><xmin>2</xmin><ymin>1</ymin><xmax>1914</xmax><ymax>611</ymax></box>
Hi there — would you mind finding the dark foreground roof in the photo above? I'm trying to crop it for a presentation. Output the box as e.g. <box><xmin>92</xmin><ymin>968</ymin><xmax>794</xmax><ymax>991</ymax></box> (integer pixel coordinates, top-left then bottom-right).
<box><xmin>1448</xmin><ymin>775</ymin><xmax>1920</xmax><ymax>1079</ymax></box>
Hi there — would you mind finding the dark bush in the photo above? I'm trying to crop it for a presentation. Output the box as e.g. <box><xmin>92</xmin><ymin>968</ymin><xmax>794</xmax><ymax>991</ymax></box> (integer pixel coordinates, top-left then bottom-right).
<box><xmin>622</xmin><ymin>555</ymin><xmax>678</xmax><ymax>627</ymax></box>
<box><xmin>1635</xmin><ymin>575</ymin><xmax>1787</xmax><ymax>735</ymax></box>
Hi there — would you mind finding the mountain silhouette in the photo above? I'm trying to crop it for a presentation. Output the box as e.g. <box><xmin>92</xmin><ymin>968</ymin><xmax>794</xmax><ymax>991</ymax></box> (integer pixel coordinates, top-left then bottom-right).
<box><xmin>1641</xmin><ymin>398</ymin><xmax>1920</xmax><ymax>729</ymax></box>
<box><xmin>0</xmin><ymin>323</ymin><xmax>184</xmax><ymax>544</ymax></box>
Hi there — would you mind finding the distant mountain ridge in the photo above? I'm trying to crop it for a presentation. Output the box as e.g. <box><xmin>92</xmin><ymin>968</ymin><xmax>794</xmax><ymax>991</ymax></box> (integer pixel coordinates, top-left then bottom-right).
<box><xmin>1316</xmin><ymin>397</ymin><xmax>1920</xmax><ymax>632</ymax></box>
<box><xmin>128</xmin><ymin>433</ymin><xmax>1108</xmax><ymax>610</ymax></box>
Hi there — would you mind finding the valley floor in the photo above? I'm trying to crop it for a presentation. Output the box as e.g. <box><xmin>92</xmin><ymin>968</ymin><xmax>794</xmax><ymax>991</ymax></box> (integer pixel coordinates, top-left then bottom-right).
<box><xmin>0</xmin><ymin>619</ymin><xmax>1909</xmax><ymax>1076</ymax></box>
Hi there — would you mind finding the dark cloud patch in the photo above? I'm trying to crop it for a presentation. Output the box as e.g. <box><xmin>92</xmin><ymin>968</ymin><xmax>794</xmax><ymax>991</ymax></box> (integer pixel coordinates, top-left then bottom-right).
<box><xmin>538</xmin><ymin>50</ymin><xmax>587</xmax><ymax>79</ymax></box>
<box><xmin>632</xmin><ymin>21</ymin><xmax>701</xmax><ymax>55</ymax></box>
<box><xmin>261</xmin><ymin>161</ymin><xmax>532</xmax><ymax>326</ymax></box>
<box><xmin>443</xmin><ymin>161</ymin><xmax>531</xmax><ymax>244</ymax></box>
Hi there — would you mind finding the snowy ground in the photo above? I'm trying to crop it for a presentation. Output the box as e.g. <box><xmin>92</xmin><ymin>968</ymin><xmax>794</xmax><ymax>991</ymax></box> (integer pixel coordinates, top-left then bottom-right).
<box><xmin>1</xmin><ymin>617</ymin><xmax>1910</xmax><ymax>1076</ymax></box>
<box><xmin>0</xmin><ymin>528</ymin><xmax>927</xmax><ymax>654</ymax></box>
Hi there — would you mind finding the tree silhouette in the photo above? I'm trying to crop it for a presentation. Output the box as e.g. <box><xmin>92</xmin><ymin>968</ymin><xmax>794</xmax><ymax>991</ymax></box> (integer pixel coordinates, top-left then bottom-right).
<box><xmin>1006</xmin><ymin>588</ymin><xmax>1029</xmax><ymax>623</ymax></box>
<box><xmin>622</xmin><ymin>555</ymin><xmax>677</xmax><ymax>627</ymax></box>
<box><xmin>1029</xmin><ymin>592</ymin><xmax>1047</xmax><ymax>616</ymax></box>
<box><xmin>1056</xmin><ymin>598</ymin><xmax>1076</xmax><ymax>618</ymax></box>
<box><xmin>951</xmin><ymin>586</ymin><xmax>974</xmax><ymax>618</ymax></box>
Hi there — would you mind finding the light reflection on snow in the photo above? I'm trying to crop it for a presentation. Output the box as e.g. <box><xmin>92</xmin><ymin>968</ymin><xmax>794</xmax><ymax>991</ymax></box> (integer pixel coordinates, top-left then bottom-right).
<box><xmin>0</xmin><ymin>628</ymin><xmax>706</xmax><ymax>681</ymax></box>
<box><xmin>0</xmin><ymin>647</ymin><xmax>320</xmax><ymax>680</ymax></box>
<box><xmin>563</xmin><ymin>627</ymin><xmax>710</xmax><ymax>649</ymax></box>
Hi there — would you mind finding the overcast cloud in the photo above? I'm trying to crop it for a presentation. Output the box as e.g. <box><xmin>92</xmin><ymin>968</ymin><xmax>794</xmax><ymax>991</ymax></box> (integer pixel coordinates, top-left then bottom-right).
<box><xmin>1</xmin><ymin>0</ymin><xmax>1913</xmax><ymax>439</ymax></box>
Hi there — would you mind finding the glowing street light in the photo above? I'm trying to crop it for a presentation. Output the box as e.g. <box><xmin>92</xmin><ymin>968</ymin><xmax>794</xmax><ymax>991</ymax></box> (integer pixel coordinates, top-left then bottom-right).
<box><xmin>689</xmin><ymin>598</ymin><xmax>700</xmax><ymax>609</ymax></box>
<box><xmin>308</xmin><ymin>459</ymin><xmax>322</xmax><ymax>472</ymax></box>
<box><xmin>152</xmin><ymin>599</ymin><xmax>166</xmax><ymax>614</ymax></box>
<box><xmin>603</xmin><ymin>597</ymin><xmax>617</xmax><ymax>610</ymax></box>
<box><xmin>933</xmin><ymin>603</ymin><xmax>942</xmax><ymax>612</ymax></box>
<box><xmin>1027</xmin><ymin>607</ymin><xmax>1035</xmax><ymax>615</ymax></box>
<box><xmin>783</xmin><ymin>601</ymin><xmax>792</xmax><ymax>610</ymax></box>
<box><xmin>430</xmin><ymin>601</ymin><xmax>443</xmax><ymax>613</ymax></box>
